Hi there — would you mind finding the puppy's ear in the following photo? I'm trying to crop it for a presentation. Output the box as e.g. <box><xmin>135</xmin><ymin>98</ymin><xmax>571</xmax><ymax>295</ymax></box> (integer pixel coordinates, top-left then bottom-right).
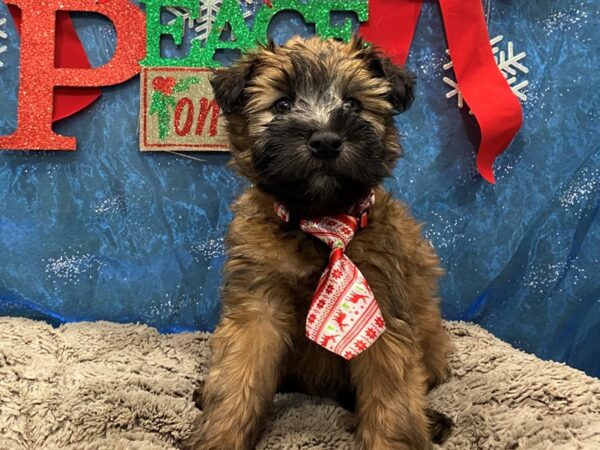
<box><xmin>210</xmin><ymin>57</ymin><xmax>256</xmax><ymax>115</ymax></box>
<box><xmin>354</xmin><ymin>38</ymin><xmax>415</xmax><ymax>114</ymax></box>
<box><xmin>372</xmin><ymin>56</ymin><xmax>415</xmax><ymax>114</ymax></box>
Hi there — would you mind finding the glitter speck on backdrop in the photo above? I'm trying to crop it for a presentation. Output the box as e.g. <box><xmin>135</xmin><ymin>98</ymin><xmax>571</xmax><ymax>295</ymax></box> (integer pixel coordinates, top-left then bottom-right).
<box><xmin>0</xmin><ymin>1</ymin><xmax>599</xmax><ymax>376</ymax></box>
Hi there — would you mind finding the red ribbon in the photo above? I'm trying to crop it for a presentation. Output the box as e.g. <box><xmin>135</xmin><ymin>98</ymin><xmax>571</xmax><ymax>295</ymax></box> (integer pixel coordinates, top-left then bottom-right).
<box><xmin>359</xmin><ymin>0</ymin><xmax>422</xmax><ymax>66</ymax></box>
<box><xmin>8</xmin><ymin>6</ymin><xmax>101</xmax><ymax>123</ymax></box>
<box><xmin>360</xmin><ymin>0</ymin><xmax>523</xmax><ymax>183</ymax></box>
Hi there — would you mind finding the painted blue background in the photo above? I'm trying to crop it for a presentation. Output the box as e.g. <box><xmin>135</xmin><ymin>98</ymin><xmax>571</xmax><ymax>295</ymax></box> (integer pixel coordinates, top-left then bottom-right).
<box><xmin>0</xmin><ymin>1</ymin><xmax>599</xmax><ymax>377</ymax></box>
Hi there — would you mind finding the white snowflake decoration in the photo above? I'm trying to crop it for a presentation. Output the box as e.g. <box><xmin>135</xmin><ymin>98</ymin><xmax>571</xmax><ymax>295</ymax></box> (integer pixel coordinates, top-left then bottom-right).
<box><xmin>167</xmin><ymin>0</ymin><xmax>253</xmax><ymax>47</ymax></box>
<box><xmin>0</xmin><ymin>17</ymin><xmax>8</xmax><ymax>69</ymax></box>
<box><xmin>443</xmin><ymin>35</ymin><xmax>529</xmax><ymax>110</ymax></box>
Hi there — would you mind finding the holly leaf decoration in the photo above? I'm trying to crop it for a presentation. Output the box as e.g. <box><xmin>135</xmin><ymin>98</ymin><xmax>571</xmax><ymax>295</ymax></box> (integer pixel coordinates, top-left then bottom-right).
<box><xmin>149</xmin><ymin>91</ymin><xmax>177</xmax><ymax>140</ymax></box>
<box><xmin>165</xmin><ymin>95</ymin><xmax>177</xmax><ymax>107</ymax></box>
<box><xmin>173</xmin><ymin>76</ymin><xmax>201</xmax><ymax>93</ymax></box>
<box><xmin>148</xmin><ymin>76</ymin><xmax>200</xmax><ymax>140</ymax></box>
<box><xmin>149</xmin><ymin>91</ymin><xmax>164</xmax><ymax>115</ymax></box>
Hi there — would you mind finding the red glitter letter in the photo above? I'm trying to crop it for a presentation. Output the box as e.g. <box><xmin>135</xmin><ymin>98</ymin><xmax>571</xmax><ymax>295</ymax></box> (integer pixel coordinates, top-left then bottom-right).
<box><xmin>195</xmin><ymin>98</ymin><xmax>220</xmax><ymax>137</ymax></box>
<box><xmin>0</xmin><ymin>0</ymin><xmax>146</xmax><ymax>151</ymax></box>
<box><xmin>174</xmin><ymin>98</ymin><xmax>194</xmax><ymax>137</ymax></box>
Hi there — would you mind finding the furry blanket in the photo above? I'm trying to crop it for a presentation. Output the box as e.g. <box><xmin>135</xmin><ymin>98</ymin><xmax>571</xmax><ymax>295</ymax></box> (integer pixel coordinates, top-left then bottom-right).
<box><xmin>0</xmin><ymin>318</ymin><xmax>598</xmax><ymax>449</ymax></box>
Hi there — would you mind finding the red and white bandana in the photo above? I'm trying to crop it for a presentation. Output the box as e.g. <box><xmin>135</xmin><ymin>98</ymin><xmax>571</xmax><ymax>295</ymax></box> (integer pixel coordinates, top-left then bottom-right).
<box><xmin>274</xmin><ymin>193</ymin><xmax>386</xmax><ymax>360</ymax></box>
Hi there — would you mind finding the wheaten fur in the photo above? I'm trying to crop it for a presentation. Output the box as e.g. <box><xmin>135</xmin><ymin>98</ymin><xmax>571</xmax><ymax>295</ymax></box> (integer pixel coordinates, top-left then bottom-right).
<box><xmin>188</xmin><ymin>36</ymin><xmax>450</xmax><ymax>450</ymax></box>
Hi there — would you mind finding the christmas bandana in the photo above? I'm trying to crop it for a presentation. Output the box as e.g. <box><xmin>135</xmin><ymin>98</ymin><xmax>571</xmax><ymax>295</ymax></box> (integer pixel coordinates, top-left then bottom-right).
<box><xmin>275</xmin><ymin>194</ymin><xmax>386</xmax><ymax>360</ymax></box>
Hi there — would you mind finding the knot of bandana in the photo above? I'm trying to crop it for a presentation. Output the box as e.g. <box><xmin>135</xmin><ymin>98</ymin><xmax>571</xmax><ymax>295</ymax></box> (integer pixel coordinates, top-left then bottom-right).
<box><xmin>274</xmin><ymin>194</ymin><xmax>386</xmax><ymax>360</ymax></box>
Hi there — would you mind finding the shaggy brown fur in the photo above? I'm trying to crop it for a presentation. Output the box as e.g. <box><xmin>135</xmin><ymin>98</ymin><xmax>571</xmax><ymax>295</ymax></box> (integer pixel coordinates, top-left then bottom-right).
<box><xmin>185</xmin><ymin>37</ymin><xmax>451</xmax><ymax>450</ymax></box>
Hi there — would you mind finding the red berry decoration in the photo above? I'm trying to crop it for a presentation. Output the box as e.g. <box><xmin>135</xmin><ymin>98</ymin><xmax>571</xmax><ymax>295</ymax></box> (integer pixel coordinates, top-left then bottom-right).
<box><xmin>152</xmin><ymin>76</ymin><xmax>177</xmax><ymax>95</ymax></box>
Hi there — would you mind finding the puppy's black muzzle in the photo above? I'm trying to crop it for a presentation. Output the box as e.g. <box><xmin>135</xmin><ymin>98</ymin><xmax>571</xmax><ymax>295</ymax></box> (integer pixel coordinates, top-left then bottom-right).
<box><xmin>308</xmin><ymin>131</ymin><xmax>342</xmax><ymax>160</ymax></box>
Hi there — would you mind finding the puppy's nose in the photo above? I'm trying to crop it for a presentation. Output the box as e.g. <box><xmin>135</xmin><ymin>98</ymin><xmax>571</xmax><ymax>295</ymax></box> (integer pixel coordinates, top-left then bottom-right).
<box><xmin>309</xmin><ymin>131</ymin><xmax>342</xmax><ymax>160</ymax></box>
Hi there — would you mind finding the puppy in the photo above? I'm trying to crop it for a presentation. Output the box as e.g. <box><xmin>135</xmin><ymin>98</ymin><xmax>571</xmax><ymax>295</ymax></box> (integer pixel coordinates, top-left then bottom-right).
<box><xmin>186</xmin><ymin>36</ymin><xmax>451</xmax><ymax>450</ymax></box>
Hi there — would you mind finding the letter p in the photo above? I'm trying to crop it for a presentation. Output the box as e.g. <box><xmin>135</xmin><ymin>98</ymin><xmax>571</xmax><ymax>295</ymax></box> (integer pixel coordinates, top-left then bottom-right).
<box><xmin>0</xmin><ymin>0</ymin><xmax>146</xmax><ymax>150</ymax></box>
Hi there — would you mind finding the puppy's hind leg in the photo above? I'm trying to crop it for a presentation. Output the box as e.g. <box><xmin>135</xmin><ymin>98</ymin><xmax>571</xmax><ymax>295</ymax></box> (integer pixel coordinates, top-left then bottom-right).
<box><xmin>426</xmin><ymin>408</ymin><xmax>453</xmax><ymax>445</ymax></box>
<box><xmin>192</xmin><ymin>379</ymin><xmax>205</xmax><ymax>409</ymax></box>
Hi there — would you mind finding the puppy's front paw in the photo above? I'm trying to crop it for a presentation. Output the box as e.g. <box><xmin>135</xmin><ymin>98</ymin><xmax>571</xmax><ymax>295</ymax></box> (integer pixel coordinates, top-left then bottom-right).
<box><xmin>355</xmin><ymin>435</ymin><xmax>433</xmax><ymax>450</ymax></box>
<box><xmin>182</xmin><ymin>413</ymin><xmax>252</xmax><ymax>450</ymax></box>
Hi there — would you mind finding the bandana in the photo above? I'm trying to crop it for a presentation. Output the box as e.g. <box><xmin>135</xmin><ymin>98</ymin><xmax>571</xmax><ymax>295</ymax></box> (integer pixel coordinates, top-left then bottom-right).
<box><xmin>274</xmin><ymin>193</ymin><xmax>386</xmax><ymax>360</ymax></box>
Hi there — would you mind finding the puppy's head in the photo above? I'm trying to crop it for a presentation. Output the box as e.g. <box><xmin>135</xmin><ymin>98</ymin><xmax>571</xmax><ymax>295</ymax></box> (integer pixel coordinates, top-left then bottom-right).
<box><xmin>211</xmin><ymin>36</ymin><xmax>415</xmax><ymax>215</ymax></box>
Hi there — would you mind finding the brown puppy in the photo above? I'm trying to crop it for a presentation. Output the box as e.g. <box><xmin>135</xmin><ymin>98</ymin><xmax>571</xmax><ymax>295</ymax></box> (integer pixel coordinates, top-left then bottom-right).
<box><xmin>186</xmin><ymin>36</ymin><xmax>451</xmax><ymax>450</ymax></box>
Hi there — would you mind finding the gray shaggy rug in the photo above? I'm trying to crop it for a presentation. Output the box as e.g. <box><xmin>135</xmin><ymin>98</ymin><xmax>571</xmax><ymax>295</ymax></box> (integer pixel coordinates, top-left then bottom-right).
<box><xmin>0</xmin><ymin>318</ymin><xmax>599</xmax><ymax>450</ymax></box>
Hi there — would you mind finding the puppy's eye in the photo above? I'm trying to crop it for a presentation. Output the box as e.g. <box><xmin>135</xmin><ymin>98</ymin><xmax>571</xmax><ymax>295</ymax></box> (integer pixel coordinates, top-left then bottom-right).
<box><xmin>342</xmin><ymin>97</ymin><xmax>361</xmax><ymax>112</ymax></box>
<box><xmin>273</xmin><ymin>97</ymin><xmax>292</xmax><ymax>114</ymax></box>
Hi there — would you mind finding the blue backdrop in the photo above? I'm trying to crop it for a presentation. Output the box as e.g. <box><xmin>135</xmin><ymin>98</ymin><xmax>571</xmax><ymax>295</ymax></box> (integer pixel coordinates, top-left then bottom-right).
<box><xmin>1</xmin><ymin>1</ymin><xmax>599</xmax><ymax>377</ymax></box>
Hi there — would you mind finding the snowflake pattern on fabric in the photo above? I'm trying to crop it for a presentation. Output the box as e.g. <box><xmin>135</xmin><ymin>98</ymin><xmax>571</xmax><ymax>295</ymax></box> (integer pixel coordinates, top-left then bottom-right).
<box><xmin>166</xmin><ymin>0</ymin><xmax>253</xmax><ymax>46</ymax></box>
<box><xmin>443</xmin><ymin>35</ymin><xmax>529</xmax><ymax>110</ymax></box>
<box><xmin>0</xmin><ymin>17</ymin><xmax>8</xmax><ymax>69</ymax></box>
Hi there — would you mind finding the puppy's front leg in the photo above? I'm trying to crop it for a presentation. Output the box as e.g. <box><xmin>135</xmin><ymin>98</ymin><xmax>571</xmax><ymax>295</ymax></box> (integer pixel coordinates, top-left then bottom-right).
<box><xmin>186</xmin><ymin>293</ymin><xmax>294</xmax><ymax>450</ymax></box>
<box><xmin>350</xmin><ymin>322</ymin><xmax>431</xmax><ymax>450</ymax></box>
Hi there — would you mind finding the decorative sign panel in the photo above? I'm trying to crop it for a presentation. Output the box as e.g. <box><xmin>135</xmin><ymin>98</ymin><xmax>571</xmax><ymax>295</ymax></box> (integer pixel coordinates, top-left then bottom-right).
<box><xmin>140</xmin><ymin>68</ymin><xmax>229</xmax><ymax>151</ymax></box>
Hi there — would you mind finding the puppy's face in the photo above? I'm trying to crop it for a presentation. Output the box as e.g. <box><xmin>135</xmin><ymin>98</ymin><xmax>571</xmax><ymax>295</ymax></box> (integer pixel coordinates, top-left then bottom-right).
<box><xmin>211</xmin><ymin>36</ymin><xmax>414</xmax><ymax>215</ymax></box>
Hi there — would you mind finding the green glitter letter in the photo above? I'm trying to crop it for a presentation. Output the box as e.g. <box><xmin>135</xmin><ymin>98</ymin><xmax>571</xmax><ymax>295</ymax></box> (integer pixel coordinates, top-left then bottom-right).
<box><xmin>252</xmin><ymin>0</ymin><xmax>369</xmax><ymax>45</ymax></box>
<box><xmin>198</xmin><ymin>0</ymin><xmax>255</xmax><ymax>68</ymax></box>
<box><xmin>140</xmin><ymin>0</ymin><xmax>199</xmax><ymax>67</ymax></box>
<box><xmin>310</xmin><ymin>0</ymin><xmax>369</xmax><ymax>41</ymax></box>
